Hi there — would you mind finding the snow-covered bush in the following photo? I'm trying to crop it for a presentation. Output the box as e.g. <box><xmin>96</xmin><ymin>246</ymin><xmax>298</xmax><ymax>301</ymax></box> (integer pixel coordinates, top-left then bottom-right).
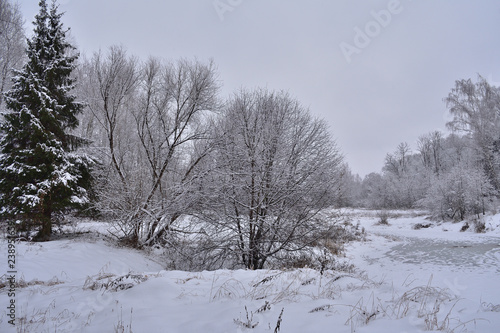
<box><xmin>148</xmin><ymin>212</ymin><xmax>361</xmax><ymax>272</ymax></box>
<box><xmin>418</xmin><ymin>163</ymin><xmax>494</xmax><ymax>221</ymax></box>
<box><xmin>376</xmin><ymin>210</ymin><xmax>390</xmax><ymax>225</ymax></box>
<box><xmin>472</xmin><ymin>216</ymin><xmax>486</xmax><ymax>233</ymax></box>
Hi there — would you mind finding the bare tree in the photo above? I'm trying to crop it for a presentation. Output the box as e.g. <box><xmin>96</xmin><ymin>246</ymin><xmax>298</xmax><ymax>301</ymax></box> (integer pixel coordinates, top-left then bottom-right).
<box><xmin>384</xmin><ymin>142</ymin><xmax>411</xmax><ymax>178</ymax></box>
<box><xmin>0</xmin><ymin>0</ymin><xmax>25</xmax><ymax>110</ymax></box>
<box><xmin>360</xmin><ymin>172</ymin><xmax>390</xmax><ymax>209</ymax></box>
<box><xmin>445</xmin><ymin>75</ymin><xmax>500</xmax><ymax>190</ymax></box>
<box><xmin>78</xmin><ymin>46</ymin><xmax>141</xmax><ymax>237</ymax></box>
<box><xmin>79</xmin><ymin>49</ymin><xmax>220</xmax><ymax>246</ymax></box>
<box><xmin>417</xmin><ymin>131</ymin><xmax>443</xmax><ymax>176</ymax></box>
<box><xmin>200</xmin><ymin>89</ymin><xmax>343</xmax><ymax>269</ymax></box>
<box><xmin>382</xmin><ymin>142</ymin><xmax>429</xmax><ymax>209</ymax></box>
<box><xmin>133</xmin><ymin>57</ymin><xmax>220</xmax><ymax>245</ymax></box>
<box><xmin>86</xmin><ymin>46</ymin><xmax>139</xmax><ymax>184</ymax></box>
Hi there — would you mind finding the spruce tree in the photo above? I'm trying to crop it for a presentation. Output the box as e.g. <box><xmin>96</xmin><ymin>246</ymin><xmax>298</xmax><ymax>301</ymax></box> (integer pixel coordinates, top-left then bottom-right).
<box><xmin>0</xmin><ymin>0</ymin><xmax>92</xmax><ymax>240</ymax></box>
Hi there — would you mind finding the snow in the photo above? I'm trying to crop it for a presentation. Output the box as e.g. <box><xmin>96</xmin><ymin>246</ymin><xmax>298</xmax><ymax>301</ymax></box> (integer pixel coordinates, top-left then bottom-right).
<box><xmin>1</xmin><ymin>211</ymin><xmax>499</xmax><ymax>332</ymax></box>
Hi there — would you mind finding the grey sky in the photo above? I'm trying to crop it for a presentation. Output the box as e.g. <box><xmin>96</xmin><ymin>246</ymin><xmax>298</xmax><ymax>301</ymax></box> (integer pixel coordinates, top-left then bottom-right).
<box><xmin>19</xmin><ymin>0</ymin><xmax>500</xmax><ymax>176</ymax></box>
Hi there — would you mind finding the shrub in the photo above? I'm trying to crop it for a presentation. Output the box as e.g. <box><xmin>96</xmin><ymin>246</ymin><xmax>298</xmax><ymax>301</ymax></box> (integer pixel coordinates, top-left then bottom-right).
<box><xmin>472</xmin><ymin>217</ymin><xmax>486</xmax><ymax>233</ymax></box>
<box><xmin>376</xmin><ymin>210</ymin><xmax>390</xmax><ymax>225</ymax></box>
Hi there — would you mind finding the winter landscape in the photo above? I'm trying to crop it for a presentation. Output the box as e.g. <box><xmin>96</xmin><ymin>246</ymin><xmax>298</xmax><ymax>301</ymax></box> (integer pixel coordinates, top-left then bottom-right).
<box><xmin>1</xmin><ymin>211</ymin><xmax>500</xmax><ymax>332</ymax></box>
<box><xmin>2</xmin><ymin>0</ymin><xmax>500</xmax><ymax>332</ymax></box>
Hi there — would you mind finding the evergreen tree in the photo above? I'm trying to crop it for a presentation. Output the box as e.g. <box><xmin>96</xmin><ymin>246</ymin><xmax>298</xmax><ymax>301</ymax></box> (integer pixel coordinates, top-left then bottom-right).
<box><xmin>0</xmin><ymin>0</ymin><xmax>93</xmax><ymax>240</ymax></box>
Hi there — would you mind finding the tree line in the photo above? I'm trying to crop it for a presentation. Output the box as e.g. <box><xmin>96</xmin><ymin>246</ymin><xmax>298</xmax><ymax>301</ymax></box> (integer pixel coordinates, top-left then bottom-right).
<box><xmin>344</xmin><ymin>76</ymin><xmax>500</xmax><ymax>221</ymax></box>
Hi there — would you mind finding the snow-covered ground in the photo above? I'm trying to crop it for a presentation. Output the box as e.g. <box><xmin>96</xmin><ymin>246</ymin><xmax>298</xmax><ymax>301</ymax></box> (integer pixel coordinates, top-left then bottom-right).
<box><xmin>1</xmin><ymin>211</ymin><xmax>500</xmax><ymax>332</ymax></box>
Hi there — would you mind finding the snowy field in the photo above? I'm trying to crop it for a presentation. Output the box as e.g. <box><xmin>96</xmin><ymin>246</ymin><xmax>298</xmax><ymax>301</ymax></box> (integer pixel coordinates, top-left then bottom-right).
<box><xmin>1</xmin><ymin>211</ymin><xmax>500</xmax><ymax>332</ymax></box>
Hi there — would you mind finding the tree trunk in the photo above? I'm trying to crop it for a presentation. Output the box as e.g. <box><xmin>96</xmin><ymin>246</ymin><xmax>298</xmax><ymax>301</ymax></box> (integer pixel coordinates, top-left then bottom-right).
<box><xmin>35</xmin><ymin>206</ymin><xmax>52</xmax><ymax>241</ymax></box>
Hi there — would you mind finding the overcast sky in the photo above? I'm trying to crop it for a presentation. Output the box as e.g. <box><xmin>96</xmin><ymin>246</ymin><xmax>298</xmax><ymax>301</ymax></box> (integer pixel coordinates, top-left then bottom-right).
<box><xmin>18</xmin><ymin>0</ymin><xmax>500</xmax><ymax>176</ymax></box>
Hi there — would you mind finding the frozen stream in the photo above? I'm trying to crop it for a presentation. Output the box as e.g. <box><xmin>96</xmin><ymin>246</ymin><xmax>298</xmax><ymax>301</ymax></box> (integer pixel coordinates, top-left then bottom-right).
<box><xmin>383</xmin><ymin>236</ymin><xmax>500</xmax><ymax>272</ymax></box>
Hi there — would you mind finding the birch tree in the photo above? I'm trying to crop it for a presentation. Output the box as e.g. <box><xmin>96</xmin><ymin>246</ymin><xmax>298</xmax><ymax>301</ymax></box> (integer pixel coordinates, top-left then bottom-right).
<box><xmin>0</xmin><ymin>0</ymin><xmax>25</xmax><ymax>111</ymax></box>
<box><xmin>445</xmin><ymin>76</ymin><xmax>500</xmax><ymax>190</ymax></box>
